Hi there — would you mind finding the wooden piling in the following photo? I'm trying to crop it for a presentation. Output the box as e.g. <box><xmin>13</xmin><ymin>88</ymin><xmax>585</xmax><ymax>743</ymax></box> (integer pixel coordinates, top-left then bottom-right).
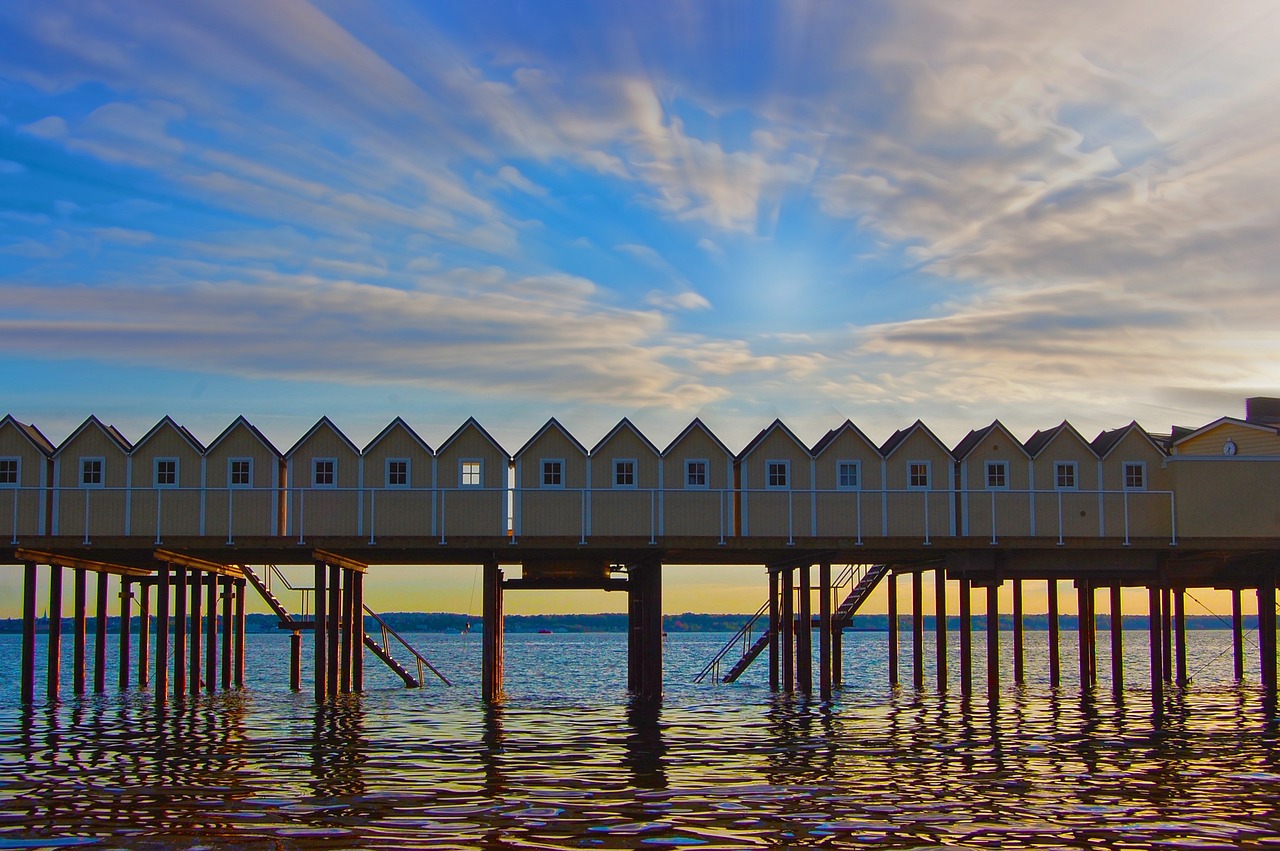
<box><xmin>1258</xmin><ymin>580</ymin><xmax>1276</xmax><ymax>696</ymax></box>
<box><xmin>1012</xmin><ymin>578</ymin><xmax>1024</xmax><ymax>686</ymax></box>
<box><xmin>768</xmin><ymin>569</ymin><xmax>780</xmax><ymax>691</ymax></box>
<box><xmin>155</xmin><ymin>566</ymin><xmax>170</xmax><ymax>701</ymax></box>
<box><xmin>1077</xmin><ymin>581</ymin><xmax>1092</xmax><ymax>690</ymax></box>
<box><xmin>204</xmin><ymin>572</ymin><xmax>217</xmax><ymax>692</ymax></box>
<box><xmin>781</xmin><ymin>568</ymin><xmax>795</xmax><ymax>692</ymax></box>
<box><xmin>48</xmin><ymin>565</ymin><xmax>63</xmax><ymax>701</ymax></box>
<box><xmin>482</xmin><ymin>561</ymin><xmax>503</xmax><ymax>702</ymax></box>
<box><xmin>886</xmin><ymin>571</ymin><xmax>898</xmax><ymax>687</ymax></box>
<box><xmin>1148</xmin><ymin>585</ymin><xmax>1163</xmax><ymax>708</ymax></box>
<box><xmin>959</xmin><ymin>577</ymin><xmax>972</xmax><ymax>697</ymax></box>
<box><xmin>173</xmin><ymin>566</ymin><xmax>189</xmax><ymax>696</ymax></box>
<box><xmin>1161</xmin><ymin>587</ymin><xmax>1173</xmax><ymax>682</ymax></box>
<box><xmin>220</xmin><ymin>577</ymin><xmax>232</xmax><ymax>690</ymax></box>
<box><xmin>819</xmin><ymin>562</ymin><xmax>832</xmax><ymax>700</ymax></box>
<box><xmin>832</xmin><ymin>620</ymin><xmax>843</xmax><ymax>688</ymax></box>
<box><xmin>640</xmin><ymin>562</ymin><xmax>663</xmax><ymax>702</ymax></box>
<box><xmin>1047</xmin><ymin>579</ymin><xmax>1060</xmax><ymax>689</ymax></box>
<box><xmin>119</xmin><ymin>580</ymin><xmax>132</xmax><ymax>691</ymax></box>
<box><xmin>234</xmin><ymin>579</ymin><xmax>246</xmax><ymax>689</ymax></box>
<box><xmin>138</xmin><ymin>582</ymin><xmax>151</xmax><ymax>689</ymax></box>
<box><xmin>353</xmin><ymin>571</ymin><xmax>365</xmax><ymax>692</ymax></box>
<box><xmin>327</xmin><ymin>563</ymin><xmax>340</xmax><ymax>698</ymax></box>
<box><xmin>290</xmin><ymin>631</ymin><xmax>302</xmax><ymax>691</ymax></box>
<box><xmin>935</xmin><ymin>567</ymin><xmax>948</xmax><ymax>691</ymax></box>
<box><xmin>21</xmin><ymin>562</ymin><xmax>37</xmax><ymax>704</ymax></box>
<box><xmin>913</xmin><ymin>570</ymin><xmax>925</xmax><ymax>691</ymax></box>
<box><xmin>797</xmin><ymin>564</ymin><xmax>812</xmax><ymax>695</ymax></box>
<box><xmin>340</xmin><ymin>567</ymin><xmax>354</xmax><ymax>693</ymax></box>
<box><xmin>314</xmin><ymin>560</ymin><xmax>327</xmax><ymax>702</ymax></box>
<box><xmin>73</xmin><ymin>569</ymin><xmax>87</xmax><ymax>696</ymax></box>
<box><xmin>189</xmin><ymin>571</ymin><xmax>202</xmax><ymax>695</ymax></box>
<box><xmin>1232</xmin><ymin>589</ymin><xmax>1245</xmax><ymax>681</ymax></box>
<box><xmin>986</xmin><ymin>582</ymin><xmax>999</xmax><ymax>700</ymax></box>
<box><xmin>1110</xmin><ymin>584</ymin><xmax>1123</xmax><ymax>692</ymax></box>
<box><xmin>92</xmin><ymin>572</ymin><xmax>107</xmax><ymax>693</ymax></box>
<box><xmin>1174</xmin><ymin>589</ymin><xmax>1188</xmax><ymax>687</ymax></box>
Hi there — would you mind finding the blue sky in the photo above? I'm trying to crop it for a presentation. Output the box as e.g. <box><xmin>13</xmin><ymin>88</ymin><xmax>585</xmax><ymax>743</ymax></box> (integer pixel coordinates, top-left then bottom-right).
<box><xmin>2</xmin><ymin>1</ymin><xmax>1279</xmax><ymax>614</ymax></box>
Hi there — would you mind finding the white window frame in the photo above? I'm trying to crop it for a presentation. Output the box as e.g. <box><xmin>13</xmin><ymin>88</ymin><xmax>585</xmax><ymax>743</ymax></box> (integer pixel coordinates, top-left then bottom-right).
<box><xmin>685</xmin><ymin>459</ymin><xmax>708</xmax><ymax>489</ymax></box>
<box><xmin>386</xmin><ymin>458</ymin><xmax>410</xmax><ymax>489</ymax></box>
<box><xmin>613</xmin><ymin>458</ymin><xmax>636</xmax><ymax>489</ymax></box>
<box><xmin>766</xmin><ymin>459</ymin><xmax>790</xmax><ymax>490</ymax></box>
<box><xmin>312</xmin><ymin>458</ymin><xmax>337</xmax><ymax>489</ymax></box>
<box><xmin>80</xmin><ymin>457</ymin><xmax>105</xmax><ymax>488</ymax></box>
<box><xmin>1123</xmin><ymin>461</ymin><xmax>1147</xmax><ymax>491</ymax></box>
<box><xmin>460</xmin><ymin>459</ymin><xmax>482</xmax><ymax>488</ymax></box>
<box><xmin>541</xmin><ymin>458</ymin><xmax>564</xmax><ymax>489</ymax></box>
<box><xmin>154</xmin><ymin>457</ymin><xmax>179</xmax><ymax>488</ymax></box>
<box><xmin>0</xmin><ymin>457</ymin><xmax>19</xmax><ymax>487</ymax></box>
<box><xmin>1054</xmin><ymin>461</ymin><xmax>1078</xmax><ymax>491</ymax></box>
<box><xmin>229</xmin><ymin>458</ymin><xmax>253</xmax><ymax>488</ymax></box>
<box><xmin>985</xmin><ymin>460</ymin><xmax>1009</xmax><ymax>490</ymax></box>
<box><xmin>907</xmin><ymin>461</ymin><xmax>930</xmax><ymax>490</ymax></box>
<box><xmin>836</xmin><ymin>460</ymin><xmax>861</xmax><ymax>491</ymax></box>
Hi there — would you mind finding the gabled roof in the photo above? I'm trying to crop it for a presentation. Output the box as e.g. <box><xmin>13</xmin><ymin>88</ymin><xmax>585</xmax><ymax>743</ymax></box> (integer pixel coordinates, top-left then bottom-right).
<box><xmin>285</xmin><ymin>416</ymin><xmax>361</xmax><ymax>459</ymax></box>
<box><xmin>880</xmin><ymin>420</ymin><xmax>953</xmax><ymax>459</ymax></box>
<box><xmin>1091</xmin><ymin>421</ymin><xmax>1166</xmax><ymax>460</ymax></box>
<box><xmin>735</xmin><ymin>419</ymin><xmax>811</xmax><ymax>463</ymax></box>
<box><xmin>437</xmin><ymin>417</ymin><xmax>510</xmax><ymax>459</ymax></box>
<box><xmin>951</xmin><ymin>420</ymin><xmax>1030</xmax><ymax>461</ymax></box>
<box><xmin>811</xmin><ymin>420</ymin><xmax>882</xmax><ymax>458</ymax></box>
<box><xmin>205</xmin><ymin>415</ymin><xmax>283</xmax><ymax>458</ymax></box>
<box><xmin>589</xmin><ymin>417</ymin><xmax>660</xmax><ymax>457</ymax></box>
<box><xmin>131</xmin><ymin>415</ymin><xmax>206</xmax><ymax>456</ymax></box>
<box><xmin>1170</xmin><ymin>416</ymin><xmax>1280</xmax><ymax>450</ymax></box>
<box><xmin>1023</xmin><ymin>421</ymin><xmax>1096</xmax><ymax>459</ymax></box>
<box><xmin>363</xmin><ymin>416</ymin><xmax>433</xmax><ymax>455</ymax></box>
<box><xmin>54</xmin><ymin>415</ymin><xmax>133</xmax><ymax>456</ymax></box>
<box><xmin>513</xmin><ymin>417</ymin><xmax>589</xmax><ymax>459</ymax></box>
<box><xmin>0</xmin><ymin>415</ymin><xmax>55</xmax><ymax>456</ymax></box>
<box><xmin>660</xmin><ymin>418</ymin><xmax>734</xmax><ymax>459</ymax></box>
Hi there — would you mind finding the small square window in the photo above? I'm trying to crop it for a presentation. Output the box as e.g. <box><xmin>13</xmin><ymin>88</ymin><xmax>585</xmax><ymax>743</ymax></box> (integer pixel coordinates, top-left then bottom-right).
<box><xmin>614</xmin><ymin>459</ymin><xmax>636</xmax><ymax>488</ymax></box>
<box><xmin>0</xmin><ymin>458</ymin><xmax>18</xmax><ymax>487</ymax></box>
<box><xmin>81</xmin><ymin>458</ymin><xmax>104</xmax><ymax>488</ymax></box>
<box><xmin>908</xmin><ymin>462</ymin><xmax>930</xmax><ymax>490</ymax></box>
<box><xmin>230</xmin><ymin>459</ymin><xmax>252</xmax><ymax>487</ymax></box>
<box><xmin>154</xmin><ymin>458</ymin><xmax>178</xmax><ymax>487</ymax></box>
<box><xmin>387</xmin><ymin>459</ymin><xmax>409</xmax><ymax>487</ymax></box>
<box><xmin>686</xmin><ymin>459</ymin><xmax>708</xmax><ymax>488</ymax></box>
<box><xmin>1054</xmin><ymin>462</ymin><xmax>1077</xmax><ymax>490</ymax></box>
<box><xmin>1123</xmin><ymin>462</ymin><xmax>1146</xmax><ymax>490</ymax></box>
<box><xmin>541</xmin><ymin>459</ymin><xmax>563</xmax><ymax>488</ymax></box>
<box><xmin>766</xmin><ymin>460</ymin><xmax>789</xmax><ymax>489</ymax></box>
<box><xmin>837</xmin><ymin>460</ymin><xmax>860</xmax><ymax>490</ymax></box>
<box><xmin>313</xmin><ymin>459</ymin><xmax>336</xmax><ymax>488</ymax></box>
<box><xmin>986</xmin><ymin>461</ymin><xmax>1008</xmax><ymax>490</ymax></box>
<box><xmin>461</xmin><ymin>460</ymin><xmax>482</xmax><ymax>487</ymax></box>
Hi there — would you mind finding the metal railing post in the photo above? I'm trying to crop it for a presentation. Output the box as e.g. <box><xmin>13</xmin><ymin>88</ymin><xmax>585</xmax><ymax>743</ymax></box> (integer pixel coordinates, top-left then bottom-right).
<box><xmin>649</xmin><ymin>489</ymin><xmax>656</xmax><ymax>545</ymax></box>
<box><xmin>1169</xmin><ymin>492</ymin><xmax>1178</xmax><ymax>546</ymax></box>
<box><xmin>368</xmin><ymin>490</ymin><xmax>377</xmax><ymax>545</ymax></box>
<box><xmin>787</xmin><ymin>490</ymin><xmax>795</xmax><ymax>546</ymax></box>
<box><xmin>439</xmin><ymin>490</ymin><xmax>447</xmax><ymax>545</ymax></box>
<box><xmin>296</xmin><ymin>489</ymin><xmax>306</xmax><ymax>545</ymax></box>
<box><xmin>83</xmin><ymin>488</ymin><xmax>92</xmax><ymax>545</ymax></box>
<box><xmin>990</xmin><ymin>490</ymin><xmax>998</xmax><ymax>545</ymax></box>
<box><xmin>856</xmin><ymin>490</ymin><xmax>863</xmax><ymax>546</ymax></box>
<box><xmin>155</xmin><ymin>488</ymin><xmax>164</xmax><ymax>546</ymax></box>
<box><xmin>922</xmin><ymin>489</ymin><xmax>931</xmax><ymax>546</ymax></box>
<box><xmin>1123</xmin><ymin>489</ymin><xmax>1131</xmax><ymax>546</ymax></box>
<box><xmin>580</xmin><ymin>488</ymin><xmax>587</xmax><ymax>545</ymax></box>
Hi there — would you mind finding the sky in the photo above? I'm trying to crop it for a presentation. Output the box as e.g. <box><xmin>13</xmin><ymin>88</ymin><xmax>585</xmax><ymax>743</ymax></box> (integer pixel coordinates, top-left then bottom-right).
<box><xmin>2</xmin><ymin>0</ymin><xmax>1279</xmax><ymax>616</ymax></box>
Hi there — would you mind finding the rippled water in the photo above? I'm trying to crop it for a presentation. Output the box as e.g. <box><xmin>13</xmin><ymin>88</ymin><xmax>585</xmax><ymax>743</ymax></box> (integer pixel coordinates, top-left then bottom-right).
<box><xmin>3</xmin><ymin>630</ymin><xmax>1280</xmax><ymax>849</ymax></box>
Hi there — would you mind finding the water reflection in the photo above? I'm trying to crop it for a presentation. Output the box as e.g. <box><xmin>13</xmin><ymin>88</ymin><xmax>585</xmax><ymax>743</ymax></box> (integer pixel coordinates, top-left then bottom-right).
<box><xmin>623</xmin><ymin>697</ymin><xmax>667</xmax><ymax>789</ymax></box>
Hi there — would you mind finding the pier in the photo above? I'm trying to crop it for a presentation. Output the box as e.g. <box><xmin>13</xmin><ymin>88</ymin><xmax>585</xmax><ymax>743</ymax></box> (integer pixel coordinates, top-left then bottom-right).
<box><xmin>3</xmin><ymin>399</ymin><xmax>1280</xmax><ymax>705</ymax></box>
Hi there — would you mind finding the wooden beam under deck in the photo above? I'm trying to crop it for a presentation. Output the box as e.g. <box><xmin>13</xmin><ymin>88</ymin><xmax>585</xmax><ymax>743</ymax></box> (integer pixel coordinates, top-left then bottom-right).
<box><xmin>153</xmin><ymin>548</ymin><xmax>245</xmax><ymax>578</ymax></box>
<box><xmin>14</xmin><ymin>548</ymin><xmax>152</xmax><ymax>577</ymax></box>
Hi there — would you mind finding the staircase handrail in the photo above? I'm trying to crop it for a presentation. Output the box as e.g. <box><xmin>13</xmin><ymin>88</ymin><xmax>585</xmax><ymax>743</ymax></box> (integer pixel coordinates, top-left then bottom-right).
<box><xmin>267</xmin><ymin>565</ymin><xmax>313</xmax><ymax>618</ymax></box>
<box><xmin>362</xmin><ymin>604</ymin><xmax>451</xmax><ymax>686</ymax></box>
<box><xmin>693</xmin><ymin>599</ymin><xmax>770</xmax><ymax>684</ymax></box>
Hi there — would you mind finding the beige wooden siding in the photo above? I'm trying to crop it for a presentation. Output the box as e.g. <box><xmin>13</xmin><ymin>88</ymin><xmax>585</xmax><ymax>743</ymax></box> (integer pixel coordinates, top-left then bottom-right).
<box><xmin>205</xmin><ymin>428</ymin><xmax>279</xmax><ymax>538</ymax></box>
<box><xmin>437</xmin><ymin>428</ymin><xmax>506</xmax><ymax>537</ymax></box>
<box><xmin>290</xmin><ymin>427</ymin><xmax>360</xmax><ymax>537</ymax></box>
<box><xmin>660</xmin><ymin>428</ymin><xmax>732</xmax><ymax>538</ymax></box>
<box><xmin>1031</xmin><ymin>436</ymin><xmax>1101</xmax><ymax>539</ymax></box>
<box><xmin>1099</xmin><ymin>434</ymin><xmax>1172</xmax><ymax>539</ymax></box>
<box><xmin>591</xmin><ymin>429</ymin><xmax>661</xmax><ymax>538</ymax></box>
<box><xmin>363</xmin><ymin>428</ymin><xmax>433</xmax><ymax>538</ymax></box>
<box><xmin>56</xmin><ymin>428</ymin><xmax>128</xmax><ymax>537</ymax></box>
<box><xmin>884</xmin><ymin>432</ymin><xmax>952</xmax><ymax>538</ymax></box>
<box><xmin>1171</xmin><ymin>458</ymin><xmax>1280</xmax><ymax>537</ymax></box>
<box><xmin>0</xmin><ymin>427</ymin><xmax>48</xmax><ymax>537</ymax></box>
<box><xmin>516</xmin><ymin>429</ymin><xmax>588</xmax><ymax>537</ymax></box>
<box><xmin>813</xmin><ymin>432</ymin><xmax>883</xmax><ymax>537</ymax></box>
<box><xmin>1178</xmin><ymin>423</ymin><xmax>1280</xmax><ymax>456</ymax></box>
<box><xmin>740</xmin><ymin>430</ymin><xmax>812</xmax><ymax>537</ymax></box>
<box><xmin>962</xmin><ymin>437</ymin><xmax>1032</xmax><ymax>537</ymax></box>
<box><xmin>130</xmin><ymin>427</ymin><xmax>203</xmax><ymax>538</ymax></box>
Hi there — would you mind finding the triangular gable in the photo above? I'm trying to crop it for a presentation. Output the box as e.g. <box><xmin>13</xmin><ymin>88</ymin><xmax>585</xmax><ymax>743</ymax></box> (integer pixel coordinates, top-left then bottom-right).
<box><xmin>735</xmin><ymin>419</ymin><xmax>810</xmax><ymax>463</ymax></box>
<box><xmin>1171</xmin><ymin>416</ymin><xmax>1280</xmax><ymax>450</ymax></box>
<box><xmin>206</xmin><ymin>415</ymin><xmax>283</xmax><ymax>458</ymax></box>
<box><xmin>1091</xmin><ymin>421</ymin><xmax>1165</xmax><ymax>460</ymax></box>
<box><xmin>660</xmin><ymin>418</ymin><xmax>734</xmax><ymax>459</ymax></box>
<box><xmin>437</xmin><ymin>417</ymin><xmax>510</xmax><ymax>459</ymax></box>
<box><xmin>811</xmin><ymin>420</ymin><xmax>882</xmax><ymax>458</ymax></box>
<box><xmin>0</xmin><ymin>415</ymin><xmax>55</xmax><ymax>456</ymax></box>
<box><xmin>513</xmin><ymin>417</ymin><xmax>589</xmax><ymax>460</ymax></box>
<box><xmin>589</xmin><ymin>417</ymin><xmax>660</xmax><ymax>457</ymax></box>
<box><xmin>952</xmin><ymin>420</ymin><xmax>1030</xmax><ymax>461</ymax></box>
<box><xmin>131</xmin><ymin>415</ymin><xmax>206</xmax><ymax>456</ymax></box>
<box><xmin>1023</xmin><ymin>421</ymin><xmax>1096</xmax><ymax>460</ymax></box>
<box><xmin>53</xmin><ymin>415</ymin><xmax>133</xmax><ymax>457</ymax></box>
<box><xmin>880</xmin><ymin>420</ymin><xmax>953</xmax><ymax>459</ymax></box>
<box><xmin>285</xmin><ymin>416</ymin><xmax>361</xmax><ymax>459</ymax></box>
<box><xmin>363</xmin><ymin>416</ymin><xmax>433</xmax><ymax>456</ymax></box>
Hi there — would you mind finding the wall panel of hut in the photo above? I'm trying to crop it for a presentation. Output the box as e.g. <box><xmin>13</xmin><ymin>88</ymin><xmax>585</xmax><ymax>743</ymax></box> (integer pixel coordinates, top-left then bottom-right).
<box><xmin>290</xmin><ymin>428</ymin><xmax>360</xmax><ymax>537</ymax></box>
<box><xmin>1169</xmin><ymin>458</ymin><xmax>1280</xmax><ymax>537</ymax></box>
<box><xmin>590</xmin><ymin>428</ymin><xmax>661</xmax><ymax>537</ymax></box>
<box><xmin>1031</xmin><ymin>437</ymin><xmax>1101</xmax><ymax>539</ymax></box>
<box><xmin>362</xmin><ymin>428</ymin><xmax>434</xmax><ymax>538</ymax></box>
<box><xmin>660</xmin><ymin>428</ymin><xmax>733</xmax><ymax>538</ymax></box>
<box><xmin>1099</xmin><ymin>433</ymin><xmax>1172</xmax><ymax>539</ymax></box>
<box><xmin>130</xmin><ymin>427</ymin><xmax>203</xmax><ymax>538</ymax></box>
<box><xmin>436</xmin><ymin>428</ymin><xmax>507</xmax><ymax>537</ymax></box>
<box><xmin>204</xmin><ymin>427</ymin><xmax>280</xmax><ymax>538</ymax></box>
<box><xmin>812</xmin><ymin>430</ymin><xmax>883</xmax><ymax>537</ymax></box>
<box><xmin>516</xmin><ymin>429</ymin><xmax>588</xmax><ymax>537</ymax></box>
<box><xmin>55</xmin><ymin>428</ymin><xmax>128</xmax><ymax>538</ymax></box>
<box><xmin>740</xmin><ymin>429</ymin><xmax>814</xmax><ymax>538</ymax></box>
<box><xmin>0</xmin><ymin>424</ymin><xmax>48</xmax><ymax>538</ymax></box>
<box><xmin>1178</xmin><ymin>423</ymin><xmax>1280</xmax><ymax>457</ymax></box>
<box><xmin>883</xmin><ymin>432</ymin><xmax>954</xmax><ymax>537</ymax></box>
<box><xmin>961</xmin><ymin>438</ymin><xmax>1032</xmax><ymax>538</ymax></box>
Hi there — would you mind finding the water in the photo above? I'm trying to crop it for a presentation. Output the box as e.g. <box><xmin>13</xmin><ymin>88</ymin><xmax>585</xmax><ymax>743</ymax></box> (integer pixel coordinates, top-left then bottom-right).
<box><xmin>3</xmin><ymin>630</ymin><xmax>1280</xmax><ymax>848</ymax></box>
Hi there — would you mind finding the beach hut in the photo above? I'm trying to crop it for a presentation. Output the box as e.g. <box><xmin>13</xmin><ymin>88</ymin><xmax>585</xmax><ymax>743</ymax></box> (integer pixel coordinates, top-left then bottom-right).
<box><xmin>659</xmin><ymin>419</ymin><xmax>735</xmax><ymax>539</ymax></box>
<box><xmin>880</xmin><ymin>421</ymin><xmax>955</xmax><ymax>539</ymax></box>
<box><xmin>810</xmin><ymin>420</ymin><xmax>884</xmax><ymax>539</ymax></box>
<box><xmin>1091</xmin><ymin>422</ymin><xmax>1171</xmax><ymax>540</ymax></box>
<box><xmin>0</xmin><ymin>415</ymin><xmax>55</xmax><ymax>539</ymax></box>
<box><xmin>203</xmin><ymin>416</ymin><xmax>284</xmax><ymax>539</ymax></box>
<box><xmin>435</xmin><ymin>418</ymin><xmax>509</xmax><ymax>538</ymax></box>
<box><xmin>1024</xmin><ymin>421</ymin><xmax>1103</xmax><ymax>540</ymax></box>
<box><xmin>589</xmin><ymin>418</ymin><xmax>662</xmax><ymax>539</ymax></box>
<box><xmin>362</xmin><ymin>417</ymin><xmax>434</xmax><ymax>539</ymax></box>
<box><xmin>953</xmin><ymin>420</ymin><xmax>1032</xmax><ymax>539</ymax></box>
<box><xmin>285</xmin><ymin>417</ymin><xmax>362</xmax><ymax>538</ymax></box>
<box><xmin>52</xmin><ymin>416</ymin><xmax>132</xmax><ymax>539</ymax></box>
<box><xmin>736</xmin><ymin>420</ymin><xmax>814</xmax><ymax>540</ymax></box>
<box><xmin>129</xmin><ymin>416</ymin><xmax>205</xmax><ymax>540</ymax></box>
<box><xmin>1166</xmin><ymin>407</ymin><xmax>1280</xmax><ymax>537</ymax></box>
<box><xmin>513</xmin><ymin>418</ymin><xmax>590</xmax><ymax>539</ymax></box>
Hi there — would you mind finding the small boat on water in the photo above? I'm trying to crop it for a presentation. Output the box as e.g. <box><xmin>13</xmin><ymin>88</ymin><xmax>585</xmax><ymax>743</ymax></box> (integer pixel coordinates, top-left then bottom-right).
<box><xmin>537</xmin><ymin>628</ymin><xmax>553</xmax><ymax>634</ymax></box>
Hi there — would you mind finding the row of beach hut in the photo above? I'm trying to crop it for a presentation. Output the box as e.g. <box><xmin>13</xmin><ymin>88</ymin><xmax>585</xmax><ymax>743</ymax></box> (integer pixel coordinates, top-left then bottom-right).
<box><xmin>1</xmin><ymin>403</ymin><xmax>1278</xmax><ymax>544</ymax></box>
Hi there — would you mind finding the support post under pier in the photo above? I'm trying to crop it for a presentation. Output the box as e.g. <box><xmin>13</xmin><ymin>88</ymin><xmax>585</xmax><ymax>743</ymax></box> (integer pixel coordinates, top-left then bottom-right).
<box><xmin>94</xmin><ymin>572</ymin><xmax>108</xmax><ymax>694</ymax></box>
<box><xmin>797</xmin><ymin>564</ymin><xmax>812</xmax><ymax>695</ymax></box>
<box><xmin>819</xmin><ymin>562</ymin><xmax>832</xmax><ymax>700</ymax></box>
<box><xmin>959</xmin><ymin>577</ymin><xmax>972</xmax><ymax>697</ymax></box>
<box><xmin>913</xmin><ymin>570</ymin><xmax>925</xmax><ymax>691</ymax></box>
<box><xmin>935</xmin><ymin>567</ymin><xmax>948</xmax><ymax>692</ymax></box>
<box><xmin>1047</xmin><ymin>580</ymin><xmax>1060</xmax><ymax>689</ymax></box>
<box><xmin>21</xmin><ymin>562</ymin><xmax>37</xmax><ymax>704</ymax></box>
<box><xmin>886</xmin><ymin>571</ymin><xmax>898</xmax><ymax>688</ymax></box>
<box><xmin>482</xmin><ymin>561</ymin><xmax>503</xmax><ymax>702</ymax></box>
